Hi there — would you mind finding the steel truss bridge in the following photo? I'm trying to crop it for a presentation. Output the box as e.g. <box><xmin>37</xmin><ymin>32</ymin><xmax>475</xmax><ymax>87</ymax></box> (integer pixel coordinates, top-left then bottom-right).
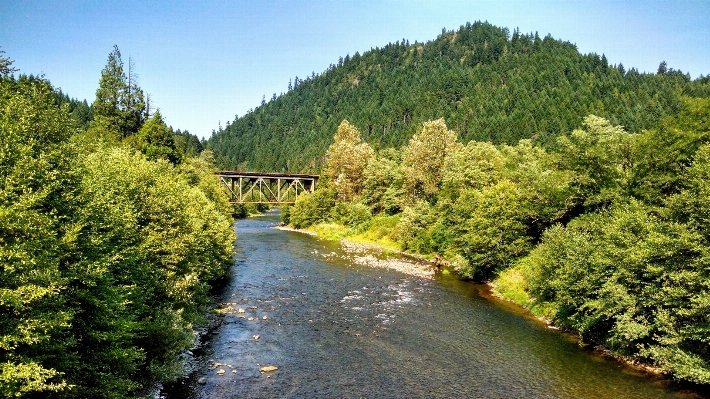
<box><xmin>217</xmin><ymin>171</ymin><xmax>319</xmax><ymax>204</ymax></box>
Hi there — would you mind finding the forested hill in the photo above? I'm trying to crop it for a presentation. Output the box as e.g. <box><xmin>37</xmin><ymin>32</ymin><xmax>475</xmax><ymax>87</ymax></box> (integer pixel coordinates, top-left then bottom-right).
<box><xmin>207</xmin><ymin>21</ymin><xmax>709</xmax><ymax>172</ymax></box>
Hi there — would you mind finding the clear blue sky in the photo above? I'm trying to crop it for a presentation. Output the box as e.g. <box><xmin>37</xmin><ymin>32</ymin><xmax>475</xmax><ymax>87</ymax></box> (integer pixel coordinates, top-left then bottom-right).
<box><xmin>2</xmin><ymin>0</ymin><xmax>708</xmax><ymax>139</ymax></box>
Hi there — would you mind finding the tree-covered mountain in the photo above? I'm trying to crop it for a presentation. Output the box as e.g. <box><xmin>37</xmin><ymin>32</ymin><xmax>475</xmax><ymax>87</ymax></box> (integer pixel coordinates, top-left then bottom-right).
<box><xmin>207</xmin><ymin>21</ymin><xmax>709</xmax><ymax>172</ymax></box>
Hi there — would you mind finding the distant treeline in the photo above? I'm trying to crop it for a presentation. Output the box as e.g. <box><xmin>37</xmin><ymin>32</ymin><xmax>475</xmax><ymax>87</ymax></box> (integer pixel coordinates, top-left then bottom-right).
<box><xmin>207</xmin><ymin>21</ymin><xmax>710</xmax><ymax>172</ymax></box>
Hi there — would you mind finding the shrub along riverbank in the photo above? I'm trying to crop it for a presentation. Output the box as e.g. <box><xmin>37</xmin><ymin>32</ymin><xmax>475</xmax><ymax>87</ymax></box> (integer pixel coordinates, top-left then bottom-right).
<box><xmin>284</xmin><ymin>99</ymin><xmax>710</xmax><ymax>385</ymax></box>
<box><xmin>1</xmin><ymin>49</ymin><xmax>236</xmax><ymax>397</ymax></box>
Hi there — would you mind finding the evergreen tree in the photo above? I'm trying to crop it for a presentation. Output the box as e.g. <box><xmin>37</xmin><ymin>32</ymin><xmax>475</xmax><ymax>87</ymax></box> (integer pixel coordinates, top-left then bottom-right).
<box><xmin>0</xmin><ymin>47</ymin><xmax>18</xmax><ymax>77</ymax></box>
<box><xmin>90</xmin><ymin>45</ymin><xmax>146</xmax><ymax>140</ymax></box>
<box><xmin>206</xmin><ymin>22</ymin><xmax>708</xmax><ymax>173</ymax></box>
<box><xmin>135</xmin><ymin>110</ymin><xmax>181</xmax><ymax>164</ymax></box>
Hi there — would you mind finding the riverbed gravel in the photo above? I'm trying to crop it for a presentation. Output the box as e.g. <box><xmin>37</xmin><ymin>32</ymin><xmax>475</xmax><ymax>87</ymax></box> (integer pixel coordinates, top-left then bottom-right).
<box><xmin>339</xmin><ymin>240</ymin><xmax>435</xmax><ymax>279</ymax></box>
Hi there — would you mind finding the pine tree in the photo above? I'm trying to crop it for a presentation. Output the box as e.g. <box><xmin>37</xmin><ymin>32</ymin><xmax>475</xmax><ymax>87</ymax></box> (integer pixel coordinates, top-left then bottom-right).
<box><xmin>0</xmin><ymin>47</ymin><xmax>18</xmax><ymax>77</ymax></box>
<box><xmin>90</xmin><ymin>45</ymin><xmax>146</xmax><ymax>139</ymax></box>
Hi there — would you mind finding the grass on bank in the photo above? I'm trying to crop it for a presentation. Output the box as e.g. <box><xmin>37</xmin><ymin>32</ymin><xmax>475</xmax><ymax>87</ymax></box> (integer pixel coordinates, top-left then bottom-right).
<box><xmin>492</xmin><ymin>265</ymin><xmax>556</xmax><ymax>319</ymax></box>
<box><xmin>303</xmin><ymin>214</ymin><xmax>404</xmax><ymax>252</ymax></box>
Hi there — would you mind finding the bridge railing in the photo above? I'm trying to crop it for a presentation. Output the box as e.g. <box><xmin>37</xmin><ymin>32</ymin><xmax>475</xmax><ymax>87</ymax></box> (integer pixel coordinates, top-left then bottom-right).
<box><xmin>217</xmin><ymin>171</ymin><xmax>319</xmax><ymax>204</ymax></box>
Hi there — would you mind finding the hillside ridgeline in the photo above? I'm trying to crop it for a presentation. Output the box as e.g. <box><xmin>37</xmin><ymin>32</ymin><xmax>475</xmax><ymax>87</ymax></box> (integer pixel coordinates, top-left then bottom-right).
<box><xmin>207</xmin><ymin>21</ymin><xmax>709</xmax><ymax>172</ymax></box>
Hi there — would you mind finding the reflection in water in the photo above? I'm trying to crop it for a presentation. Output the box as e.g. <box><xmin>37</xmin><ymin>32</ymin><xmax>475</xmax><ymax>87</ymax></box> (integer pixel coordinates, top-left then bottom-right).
<box><xmin>162</xmin><ymin>211</ymin><xmax>704</xmax><ymax>399</ymax></box>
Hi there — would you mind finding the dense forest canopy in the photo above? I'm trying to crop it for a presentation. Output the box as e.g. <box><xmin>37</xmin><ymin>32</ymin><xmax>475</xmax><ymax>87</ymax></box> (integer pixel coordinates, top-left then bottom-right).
<box><xmin>207</xmin><ymin>21</ymin><xmax>710</xmax><ymax>172</ymax></box>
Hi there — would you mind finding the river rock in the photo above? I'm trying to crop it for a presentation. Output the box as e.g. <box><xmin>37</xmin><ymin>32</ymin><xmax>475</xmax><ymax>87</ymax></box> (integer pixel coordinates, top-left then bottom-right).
<box><xmin>197</xmin><ymin>377</ymin><xmax>207</xmax><ymax>385</ymax></box>
<box><xmin>216</xmin><ymin>369</ymin><xmax>225</xmax><ymax>375</ymax></box>
<box><xmin>259</xmin><ymin>366</ymin><xmax>278</xmax><ymax>373</ymax></box>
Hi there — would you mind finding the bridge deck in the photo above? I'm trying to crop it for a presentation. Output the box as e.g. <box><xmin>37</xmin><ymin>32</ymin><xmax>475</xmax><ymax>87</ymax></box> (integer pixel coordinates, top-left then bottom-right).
<box><xmin>217</xmin><ymin>171</ymin><xmax>320</xmax><ymax>179</ymax></box>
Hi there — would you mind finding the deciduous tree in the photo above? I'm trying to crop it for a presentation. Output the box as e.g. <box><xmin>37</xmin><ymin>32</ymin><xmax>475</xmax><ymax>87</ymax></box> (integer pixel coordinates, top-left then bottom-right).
<box><xmin>402</xmin><ymin>118</ymin><xmax>459</xmax><ymax>201</ymax></box>
<box><xmin>323</xmin><ymin>120</ymin><xmax>374</xmax><ymax>201</ymax></box>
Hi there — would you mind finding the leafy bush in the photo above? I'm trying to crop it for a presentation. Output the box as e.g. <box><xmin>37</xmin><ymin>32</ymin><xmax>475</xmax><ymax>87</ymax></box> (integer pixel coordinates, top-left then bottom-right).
<box><xmin>280</xmin><ymin>205</ymin><xmax>291</xmax><ymax>225</ymax></box>
<box><xmin>0</xmin><ymin>75</ymin><xmax>236</xmax><ymax>397</ymax></box>
<box><xmin>394</xmin><ymin>201</ymin><xmax>437</xmax><ymax>254</ymax></box>
<box><xmin>362</xmin><ymin>152</ymin><xmax>405</xmax><ymax>215</ymax></box>
<box><xmin>289</xmin><ymin>187</ymin><xmax>336</xmax><ymax>228</ymax></box>
<box><xmin>521</xmin><ymin>200</ymin><xmax>710</xmax><ymax>383</ymax></box>
<box><xmin>334</xmin><ymin>202</ymin><xmax>372</xmax><ymax>231</ymax></box>
<box><xmin>0</xmin><ymin>75</ymin><xmax>76</xmax><ymax>397</ymax></box>
<box><xmin>448</xmin><ymin>181</ymin><xmax>533</xmax><ymax>280</ymax></box>
<box><xmin>359</xmin><ymin>214</ymin><xmax>401</xmax><ymax>243</ymax></box>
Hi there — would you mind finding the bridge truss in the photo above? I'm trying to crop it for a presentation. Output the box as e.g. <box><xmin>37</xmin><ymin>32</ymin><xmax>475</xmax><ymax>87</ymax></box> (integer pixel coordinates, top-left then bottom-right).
<box><xmin>217</xmin><ymin>171</ymin><xmax>319</xmax><ymax>204</ymax></box>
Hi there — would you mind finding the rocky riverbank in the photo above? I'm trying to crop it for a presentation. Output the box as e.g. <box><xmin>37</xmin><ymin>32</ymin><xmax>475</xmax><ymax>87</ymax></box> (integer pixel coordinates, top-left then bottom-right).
<box><xmin>339</xmin><ymin>240</ymin><xmax>435</xmax><ymax>279</ymax></box>
<box><xmin>279</xmin><ymin>224</ymin><xmax>436</xmax><ymax>279</ymax></box>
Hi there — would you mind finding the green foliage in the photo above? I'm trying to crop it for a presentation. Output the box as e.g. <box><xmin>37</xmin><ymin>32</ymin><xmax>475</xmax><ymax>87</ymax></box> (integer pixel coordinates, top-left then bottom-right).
<box><xmin>631</xmin><ymin>97</ymin><xmax>710</xmax><ymax>205</ymax></box>
<box><xmin>521</xmin><ymin>200</ymin><xmax>710</xmax><ymax>383</ymax></box>
<box><xmin>331</xmin><ymin>202</ymin><xmax>372</xmax><ymax>231</ymax></box>
<box><xmin>357</xmin><ymin>214</ymin><xmax>401</xmax><ymax>244</ymax></box>
<box><xmin>402</xmin><ymin>118</ymin><xmax>458</xmax><ymax>201</ymax></box>
<box><xmin>133</xmin><ymin>110</ymin><xmax>182</xmax><ymax>164</ymax></box>
<box><xmin>0</xmin><ymin>76</ymin><xmax>76</xmax><ymax>397</ymax></box>
<box><xmin>0</xmin><ymin>47</ymin><xmax>19</xmax><ymax>77</ymax></box>
<box><xmin>502</xmin><ymin>140</ymin><xmax>578</xmax><ymax>238</ymax></box>
<box><xmin>233</xmin><ymin>203</ymin><xmax>250</xmax><ymax>219</ymax></box>
<box><xmin>669</xmin><ymin>143</ymin><xmax>710</xmax><ymax>240</ymax></box>
<box><xmin>207</xmin><ymin>21</ymin><xmax>708</xmax><ymax>172</ymax></box>
<box><xmin>323</xmin><ymin>120</ymin><xmax>374</xmax><ymax>201</ymax></box>
<box><xmin>289</xmin><ymin>187</ymin><xmax>336</xmax><ymax>229</ymax></box>
<box><xmin>394</xmin><ymin>201</ymin><xmax>437</xmax><ymax>254</ymax></box>
<box><xmin>361</xmin><ymin>148</ymin><xmax>404</xmax><ymax>214</ymax></box>
<box><xmin>492</xmin><ymin>266</ymin><xmax>534</xmax><ymax>309</ymax></box>
<box><xmin>441</xmin><ymin>140</ymin><xmax>504</xmax><ymax>195</ymax></box>
<box><xmin>280</xmin><ymin>205</ymin><xmax>291</xmax><ymax>225</ymax></box>
<box><xmin>0</xmin><ymin>73</ymin><xmax>235</xmax><ymax>397</ymax></box>
<box><xmin>449</xmin><ymin>181</ymin><xmax>533</xmax><ymax>280</ymax></box>
<box><xmin>290</xmin><ymin>103</ymin><xmax>710</xmax><ymax>382</ymax></box>
<box><xmin>89</xmin><ymin>45</ymin><xmax>146</xmax><ymax>141</ymax></box>
<box><xmin>172</xmin><ymin>128</ymin><xmax>204</xmax><ymax>158</ymax></box>
<box><xmin>53</xmin><ymin>89</ymin><xmax>93</xmax><ymax>131</ymax></box>
<box><xmin>554</xmin><ymin>115</ymin><xmax>634</xmax><ymax>210</ymax></box>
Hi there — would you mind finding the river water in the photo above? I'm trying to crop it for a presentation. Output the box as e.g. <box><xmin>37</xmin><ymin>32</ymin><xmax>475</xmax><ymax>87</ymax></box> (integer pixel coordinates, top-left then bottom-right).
<box><xmin>162</xmin><ymin>211</ymin><xmax>703</xmax><ymax>398</ymax></box>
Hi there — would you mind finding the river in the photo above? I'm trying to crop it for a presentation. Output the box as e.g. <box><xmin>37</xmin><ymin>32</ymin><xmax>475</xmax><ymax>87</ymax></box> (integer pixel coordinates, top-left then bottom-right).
<box><xmin>161</xmin><ymin>211</ymin><xmax>703</xmax><ymax>398</ymax></box>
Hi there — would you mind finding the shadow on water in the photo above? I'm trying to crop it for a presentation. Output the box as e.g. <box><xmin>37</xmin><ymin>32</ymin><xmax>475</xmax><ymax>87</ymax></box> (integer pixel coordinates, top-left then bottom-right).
<box><xmin>162</xmin><ymin>210</ymin><xmax>708</xmax><ymax>399</ymax></box>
